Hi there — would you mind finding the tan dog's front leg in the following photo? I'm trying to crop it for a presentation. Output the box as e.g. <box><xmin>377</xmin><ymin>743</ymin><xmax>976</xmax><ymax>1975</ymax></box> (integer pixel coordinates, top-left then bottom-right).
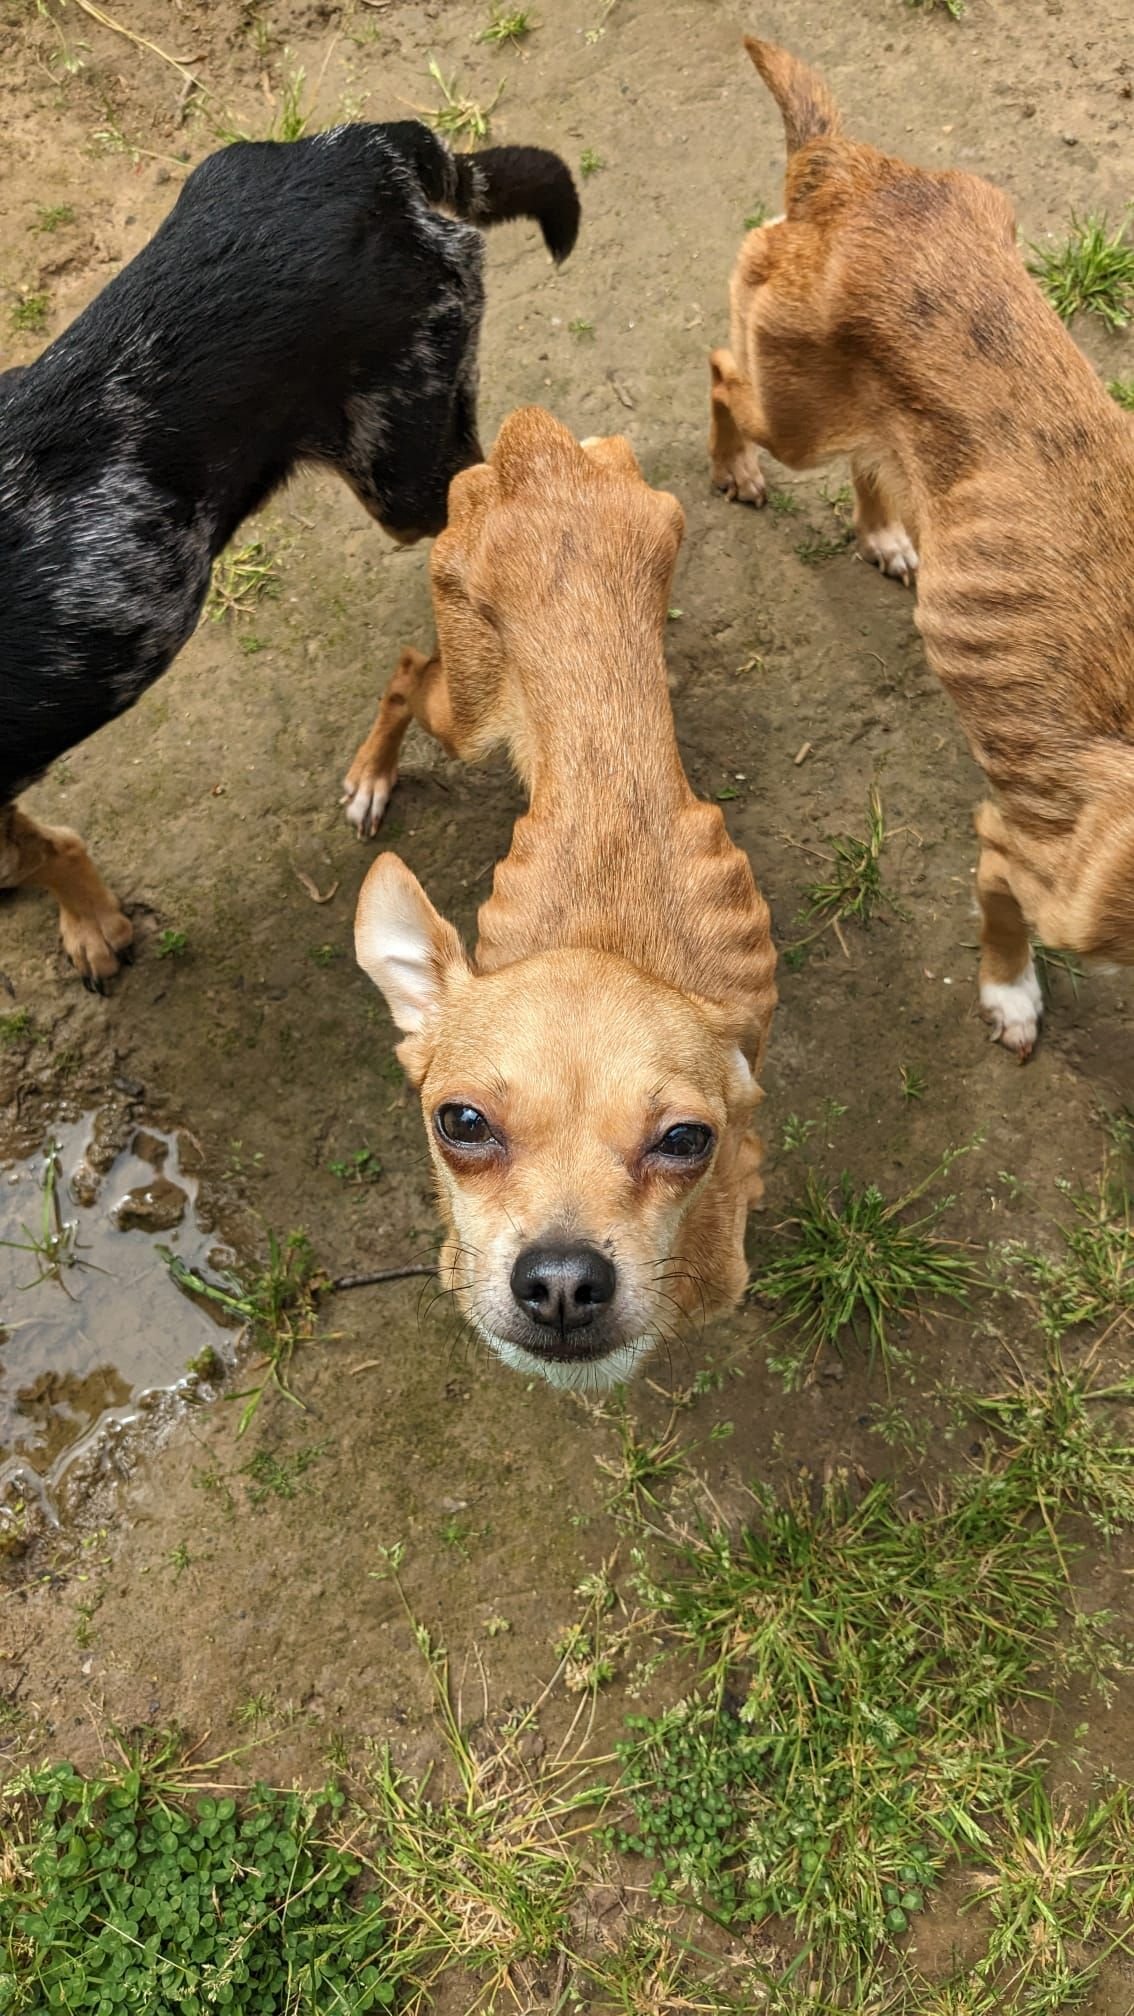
<box><xmin>851</xmin><ymin>456</ymin><xmax>919</xmax><ymax>587</ymax></box>
<box><xmin>974</xmin><ymin>806</ymin><xmax>1042</xmax><ymax>1059</ymax></box>
<box><xmin>342</xmin><ymin>647</ymin><xmax>454</xmax><ymax>837</ymax></box>
<box><xmin>709</xmin><ymin>349</ymin><xmax>768</xmax><ymax>507</ymax></box>
<box><xmin>1</xmin><ymin>801</ymin><xmax>133</xmax><ymax>989</ymax></box>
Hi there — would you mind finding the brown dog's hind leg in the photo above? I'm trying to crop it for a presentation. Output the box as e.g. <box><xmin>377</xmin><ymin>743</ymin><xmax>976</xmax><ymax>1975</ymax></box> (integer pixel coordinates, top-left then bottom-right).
<box><xmin>974</xmin><ymin>807</ymin><xmax>1043</xmax><ymax>1059</ymax></box>
<box><xmin>342</xmin><ymin>647</ymin><xmax>454</xmax><ymax>838</ymax></box>
<box><xmin>0</xmin><ymin>801</ymin><xmax>133</xmax><ymax>989</ymax></box>
<box><xmin>709</xmin><ymin>349</ymin><xmax>768</xmax><ymax>507</ymax></box>
<box><xmin>851</xmin><ymin>455</ymin><xmax>919</xmax><ymax>587</ymax></box>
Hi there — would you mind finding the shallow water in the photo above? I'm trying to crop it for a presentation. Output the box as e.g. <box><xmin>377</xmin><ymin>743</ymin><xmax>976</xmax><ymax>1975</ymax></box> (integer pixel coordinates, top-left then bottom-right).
<box><xmin>0</xmin><ymin>1115</ymin><xmax>230</xmax><ymax>1516</ymax></box>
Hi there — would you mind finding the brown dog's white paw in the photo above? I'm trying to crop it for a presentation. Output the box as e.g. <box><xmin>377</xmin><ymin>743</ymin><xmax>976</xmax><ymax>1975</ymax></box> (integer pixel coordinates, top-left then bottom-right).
<box><xmin>857</xmin><ymin>522</ymin><xmax>919</xmax><ymax>585</ymax></box>
<box><xmin>712</xmin><ymin>442</ymin><xmax>767</xmax><ymax>507</ymax></box>
<box><xmin>980</xmin><ymin>962</ymin><xmax>1043</xmax><ymax>1060</ymax></box>
<box><xmin>342</xmin><ymin>762</ymin><xmax>397</xmax><ymax>838</ymax></box>
<box><xmin>59</xmin><ymin>901</ymin><xmax>134</xmax><ymax>990</ymax></box>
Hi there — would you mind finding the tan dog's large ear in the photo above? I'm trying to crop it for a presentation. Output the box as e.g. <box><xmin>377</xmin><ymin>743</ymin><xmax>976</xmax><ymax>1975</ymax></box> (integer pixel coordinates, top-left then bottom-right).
<box><xmin>355</xmin><ymin>853</ymin><xmax>469</xmax><ymax>1039</ymax></box>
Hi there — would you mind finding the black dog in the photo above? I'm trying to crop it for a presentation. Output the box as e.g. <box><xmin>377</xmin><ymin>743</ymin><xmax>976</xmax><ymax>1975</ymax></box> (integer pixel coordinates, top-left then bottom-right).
<box><xmin>0</xmin><ymin>121</ymin><xmax>579</xmax><ymax>985</ymax></box>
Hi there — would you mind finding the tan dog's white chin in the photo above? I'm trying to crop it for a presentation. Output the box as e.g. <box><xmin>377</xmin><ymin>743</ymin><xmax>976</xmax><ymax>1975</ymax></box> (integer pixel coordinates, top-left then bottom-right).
<box><xmin>485</xmin><ymin>1328</ymin><xmax>657</xmax><ymax>1392</ymax></box>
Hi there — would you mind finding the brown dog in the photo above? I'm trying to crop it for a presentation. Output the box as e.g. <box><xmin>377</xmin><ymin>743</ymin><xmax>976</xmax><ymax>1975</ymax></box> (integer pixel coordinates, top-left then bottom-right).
<box><xmin>710</xmin><ymin>37</ymin><xmax>1134</xmax><ymax>1059</ymax></box>
<box><xmin>352</xmin><ymin>408</ymin><xmax>776</xmax><ymax>1387</ymax></box>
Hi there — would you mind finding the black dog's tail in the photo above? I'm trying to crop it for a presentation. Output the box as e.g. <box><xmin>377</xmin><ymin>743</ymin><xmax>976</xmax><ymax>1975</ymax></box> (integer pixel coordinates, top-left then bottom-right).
<box><xmin>390</xmin><ymin>124</ymin><xmax>580</xmax><ymax>263</ymax></box>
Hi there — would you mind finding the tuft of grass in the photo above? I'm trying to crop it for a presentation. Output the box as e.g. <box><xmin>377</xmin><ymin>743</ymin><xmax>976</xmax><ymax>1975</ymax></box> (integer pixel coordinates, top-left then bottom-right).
<box><xmin>0</xmin><ymin>1744</ymin><xmax>394</xmax><ymax>2013</ymax></box>
<box><xmin>957</xmin><ymin>1345</ymin><xmax>1134</xmax><ymax>1539</ymax></box>
<box><xmin>567</xmin><ymin>316</ymin><xmax>594</xmax><ymax>339</ymax></box>
<box><xmin>9</xmin><ymin>291</ymin><xmax>50</xmax><ymax>335</ymax></box>
<box><xmin>579</xmin><ymin>146</ymin><xmax>604</xmax><ymax>176</ymax></box>
<box><xmin>906</xmin><ymin>0</ymin><xmax>965</xmax><ymax>16</ymax></box>
<box><xmin>32</xmin><ymin>202</ymin><xmax>75</xmax><ymax>233</ymax></box>
<box><xmin>799</xmin><ymin>787</ymin><xmax>907</xmax><ymax>935</ymax></box>
<box><xmin>900</xmin><ymin>1063</ymin><xmax>928</xmax><ymax>1103</ymax></box>
<box><xmin>1028</xmin><ymin>212</ymin><xmax>1134</xmax><ymax>330</ymax></box>
<box><xmin>754</xmin><ymin>1145</ymin><xmax>979</xmax><ymax>1386</ymax></box>
<box><xmin>595</xmin><ymin>1399</ymin><xmax>688</xmax><ymax>1519</ymax></box>
<box><xmin>160</xmin><ymin>1229</ymin><xmax>319</xmax><ymax>1434</ymax></box>
<box><xmin>621</xmin><ymin>1469</ymin><xmax>1117</xmax><ymax>1978</ymax></box>
<box><xmin>270</xmin><ymin>59</ymin><xmax>312</xmax><ymax>141</ymax></box>
<box><xmin>1004</xmin><ymin>1166</ymin><xmax>1134</xmax><ymax>1343</ymax></box>
<box><xmin>426</xmin><ymin>58</ymin><xmax>501</xmax><ymax>145</ymax></box>
<box><xmin>477</xmin><ymin>6</ymin><xmax>536</xmax><ymax>46</ymax></box>
<box><xmin>204</xmin><ymin>536</ymin><xmax>281</xmax><ymax>621</ymax></box>
<box><xmin>155</xmin><ymin>926</ymin><xmax>188</xmax><ymax>960</ymax></box>
<box><xmin>743</xmin><ymin>200</ymin><xmax>768</xmax><ymax>229</ymax></box>
<box><xmin>1109</xmin><ymin>375</ymin><xmax>1134</xmax><ymax>410</ymax></box>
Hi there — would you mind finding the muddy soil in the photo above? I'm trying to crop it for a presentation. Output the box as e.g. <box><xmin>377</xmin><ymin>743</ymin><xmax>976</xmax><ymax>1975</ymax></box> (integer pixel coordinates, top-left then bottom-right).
<box><xmin>2</xmin><ymin>0</ymin><xmax>1133</xmax><ymax>2004</ymax></box>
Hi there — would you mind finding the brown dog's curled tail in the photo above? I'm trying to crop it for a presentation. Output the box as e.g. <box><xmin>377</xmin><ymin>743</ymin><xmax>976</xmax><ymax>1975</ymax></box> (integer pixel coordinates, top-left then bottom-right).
<box><xmin>744</xmin><ymin>36</ymin><xmax>841</xmax><ymax>155</ymax></box>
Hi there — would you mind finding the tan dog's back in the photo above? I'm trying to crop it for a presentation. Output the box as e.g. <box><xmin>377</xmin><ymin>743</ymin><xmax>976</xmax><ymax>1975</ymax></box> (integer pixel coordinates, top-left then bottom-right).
<box><xmin>713</xmin><ymin>38</ymin><xmax>1134</xmax><ymax>1054</ymax></box>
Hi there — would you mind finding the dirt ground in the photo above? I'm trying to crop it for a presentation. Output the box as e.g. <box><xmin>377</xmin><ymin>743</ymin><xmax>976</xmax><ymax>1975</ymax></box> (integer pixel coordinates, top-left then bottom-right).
<box><xmin>2</xmin><ymin>0</ymin><xmax>1133</xmax><ymax>2004</ymax></box>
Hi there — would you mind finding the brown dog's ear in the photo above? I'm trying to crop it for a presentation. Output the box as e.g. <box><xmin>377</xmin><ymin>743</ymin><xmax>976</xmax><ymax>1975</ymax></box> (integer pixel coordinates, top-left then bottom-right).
<box><xmin>354</xmin><ymin>853</ymin><xmax>469</xmax><ymax>1038</ymax></box>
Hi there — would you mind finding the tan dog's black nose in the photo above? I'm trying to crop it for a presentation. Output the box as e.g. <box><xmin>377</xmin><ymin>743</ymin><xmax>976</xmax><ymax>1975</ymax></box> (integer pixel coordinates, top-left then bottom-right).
<box><xmin>510</xmin><ymin>1242</ymin><xmax>616</xmax><ymax>1331</ymax></box>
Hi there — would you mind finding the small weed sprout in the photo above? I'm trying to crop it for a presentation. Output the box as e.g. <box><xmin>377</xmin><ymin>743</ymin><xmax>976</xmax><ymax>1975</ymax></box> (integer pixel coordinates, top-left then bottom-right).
<box><xmin>0</xmin><ymin>1139</ymin><xmax>85</xmax><ymax>1292</ymax></box>
<box><xmin>1028</xmin><ymin>213</ymin><xmax>1134</xmax><ymax>330</ymax></box>
<box><xmin>1109</xmin><ymin>376</ymin><xmax>1134</xmax><ymax>411</ymax></box>
<box><xmin>155</xmin><ymin>927</ymin><xmax>188</xmax><ymax>960</ymax></box>
<box><xmin>568</xmin><ymin>316</ymin><xmax>594</xmax><ymax>339</ymax></box>
<box><xmin>596</xmin><ymin>1400</ymin><xmax>687</xmax><ymax>1520</ymax></box>
<box><xmin>744</xmin><ymin>200</ymin><xmax>768</xmax><ymax>229</ymax></box>
<box><xmin>161</xmin><ymin>1229</ymin><xmax>319</xmax><ymax>1433</ymax></box>
<box><xmin>33</xmin><ymin>203</ymin><xmax>75</xmax><ymax>233</ymax></box>
<box><xmin>900</xmin><ymin>1063</ymin><xmax>928</xmax><ymax>1102</ymax></box>
<box><xmin>10</xmin><ymin>291</ymin><xmax>49</xmax><ymax>335</ymax></box>
<box><xmin>907</xmin><ymin>0</ymin><xmax>965</xmax><ymax>17</ymax></box>
<box><xmin>579</xmin><ymin>147</ymin><xmax>605</xmax><ymax>176</ymax></box>
<box><xmin>426</xmin><ymin>58</ymin><xmax>501</xmax><ymax>144</ymax></box>
<box><xmin>799</xmin><ymin>787</ymin><xmax>907</xmax><ymax>936</ymax></box>
<box><xmin>477</xmin><ymin>7</ymin><xmax>536</xmax><ymax>46</ymax></box>
<box><xmin>0</xmin><ymin>1009</ymin><xmax>33</xmax><ymax>1046</ymax></box>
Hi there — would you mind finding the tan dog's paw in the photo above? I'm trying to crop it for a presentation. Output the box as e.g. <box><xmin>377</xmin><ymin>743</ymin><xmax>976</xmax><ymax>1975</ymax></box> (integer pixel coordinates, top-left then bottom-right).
<box><xmin>342</xmin><ymin>758</ymin><xmax>397</xmax><ymax>838</ymax></box>
<box><xmin>712</xmin><ymin>442</ymin><xmax>767</xmax><ymax>507</ymax></box>
<box><xmin>980</xmin><ymin>962</ymin><xmax>1043</xmax><ymax>1060</ymax></box>
<box><xmin>59</xmin><ymin>900</ymin><xmax>134</xmax><ymax>991</ymax></box>
<box><xmin>857</xmin><ymin>522</ymin><xmax>919</xmax><ymax>585</ymax></box>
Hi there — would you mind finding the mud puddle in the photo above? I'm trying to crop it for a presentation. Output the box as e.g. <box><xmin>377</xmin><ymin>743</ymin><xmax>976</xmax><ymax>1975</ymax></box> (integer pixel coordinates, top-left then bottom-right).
<box><xmin>0</xmin><ymin>1115</ymin><xmax>234</xmax><ymax>1523</ymax></box>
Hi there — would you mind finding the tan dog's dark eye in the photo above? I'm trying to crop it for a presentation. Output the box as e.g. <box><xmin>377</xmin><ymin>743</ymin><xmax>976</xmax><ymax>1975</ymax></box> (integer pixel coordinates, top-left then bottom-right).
<box><xmin>654</xmin><ymin>1123</ymin><xmax>714</xmax><ymax>1161</ymax></box>
<box><xmin>436</xmin><ymin>1103</ymin><xmax>497</xmax><ymax>1147</ymax></box>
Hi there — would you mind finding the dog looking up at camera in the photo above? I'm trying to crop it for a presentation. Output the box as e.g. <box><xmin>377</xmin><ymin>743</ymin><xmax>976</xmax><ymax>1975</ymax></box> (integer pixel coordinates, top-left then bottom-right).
<box><xmin>709</xmin><ymin>37</ymin><xmax>1134</xmax><ymax>1060</ymax></box>
<box><xmin>353</xmin><ymin>408</ymin><xmax>777</xmax><ymax>1388</ymax></box>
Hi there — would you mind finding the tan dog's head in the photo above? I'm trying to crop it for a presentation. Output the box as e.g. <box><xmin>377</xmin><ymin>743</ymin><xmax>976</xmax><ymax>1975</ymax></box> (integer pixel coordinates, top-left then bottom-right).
<box><xmin>355</xmin><ymin>855</ymin><xmax>761</xmax><ymax>1388</ymax></box>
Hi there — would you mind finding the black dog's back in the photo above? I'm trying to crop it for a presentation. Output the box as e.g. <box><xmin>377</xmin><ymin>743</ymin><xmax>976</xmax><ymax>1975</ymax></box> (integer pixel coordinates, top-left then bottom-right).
<box><xmin>0</xmin><ymin>122</ymin><xmax>579</xmax><ymax>800</ymax></box>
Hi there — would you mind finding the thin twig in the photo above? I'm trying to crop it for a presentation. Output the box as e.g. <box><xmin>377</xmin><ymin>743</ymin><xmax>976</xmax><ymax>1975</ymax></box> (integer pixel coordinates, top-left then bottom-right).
<box><xmin>329</xmin><ymin>1264</ymin><xmax>437</xmax><ymax>1291</ymax></box>
<box><xmin>71</xmin><ymin>0</ymin><xmax>206</xmax><ymax>90</ymax></box>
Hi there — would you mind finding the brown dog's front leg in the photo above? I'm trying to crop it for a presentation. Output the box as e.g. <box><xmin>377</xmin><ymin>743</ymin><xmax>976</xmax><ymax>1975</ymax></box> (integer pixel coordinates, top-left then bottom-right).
<box><xmin>0</xmin><ymin>801</ymin><xmax>133</xmax><ymax>989</ymax></box>
<box><xmin>708</xmin><ymin>349</ymin><xmax>768</xmax><ymax>507</ymax></box>
<box><xmin>342</xmin><ymin>647</ymin><xmax>455</xmax><ymax>838</ymax></box>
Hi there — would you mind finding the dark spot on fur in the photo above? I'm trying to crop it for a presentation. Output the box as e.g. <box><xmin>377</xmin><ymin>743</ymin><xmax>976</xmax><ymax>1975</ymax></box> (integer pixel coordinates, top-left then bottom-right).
<box><xmin>968</xmin><ymin>299</ymin><xmax>1019</xmax><ymax>363</ymax></box>
<box><xmin>910</xmin><ymin>285</ymin><xmax>942</xmax><ymax>325</ymax></box>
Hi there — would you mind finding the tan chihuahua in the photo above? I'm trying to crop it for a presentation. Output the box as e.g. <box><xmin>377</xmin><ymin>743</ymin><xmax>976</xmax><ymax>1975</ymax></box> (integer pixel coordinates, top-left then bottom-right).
<box><xmin>351</xmin><ymin>408</ymin><xmax>777</xmax><ymax>1387</ymax></box>
<box><xmin>710</xmin><ymin>38</ymin><xmax>1134</xmax><ymax>1059</ymax></box>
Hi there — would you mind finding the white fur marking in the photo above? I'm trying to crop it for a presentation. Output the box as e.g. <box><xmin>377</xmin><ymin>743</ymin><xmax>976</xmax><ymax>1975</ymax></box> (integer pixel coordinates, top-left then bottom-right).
<box><xmin>980</xmin><ymin>960</ymin><xmax>1043</xmax><ymax>1057</ymax></box>
<box><xmin>857</xmin><ymin>522</ymin><xmax>919</xmax><ymax>585</ymax></box>
<box><xmin>489</xmin><ymin>1332</ymin><xmax>655</xmax><ymax>1391</ymax></box>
